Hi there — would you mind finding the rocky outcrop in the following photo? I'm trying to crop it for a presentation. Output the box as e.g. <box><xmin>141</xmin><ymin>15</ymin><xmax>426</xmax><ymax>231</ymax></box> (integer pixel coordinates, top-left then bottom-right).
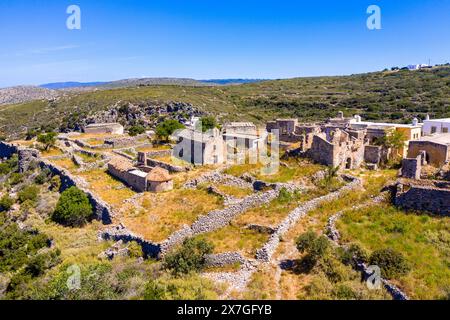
<box><xmin>0</xmin><ymin>85</ymin><xmax>59</xmax><ymax>106</ymax></box>
<box><xmin>77</xmin><ymin>101</ymin><xmax>203</xmax><ymax>131</ymax></box>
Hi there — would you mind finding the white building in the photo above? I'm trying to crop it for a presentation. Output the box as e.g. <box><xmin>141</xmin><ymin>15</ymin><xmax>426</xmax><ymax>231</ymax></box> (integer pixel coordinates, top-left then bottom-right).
<box><xmin>407</xmin><ymin>64</ymin><xmax>430</xmax><ymax>70</ymax></box>
<box><xmin>423</xmin><ymin>117</ymin><xmax>450</xmax><ymax>136</ymax></box>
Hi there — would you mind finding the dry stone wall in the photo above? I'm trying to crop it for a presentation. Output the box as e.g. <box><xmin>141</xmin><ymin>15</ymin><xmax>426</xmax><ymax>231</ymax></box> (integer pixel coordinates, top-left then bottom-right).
<box><xmin>256</xmin><ymin>175</ymin><xmax>362</xmax><ymax>262</ymax></box>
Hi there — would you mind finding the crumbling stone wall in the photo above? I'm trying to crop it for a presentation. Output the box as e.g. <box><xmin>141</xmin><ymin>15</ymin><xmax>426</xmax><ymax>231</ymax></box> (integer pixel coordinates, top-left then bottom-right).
<box><xmin>394</xmin><ymin>183</ymin><xmax>450</xmax><ymax>215</ymax></box>
<box><xmin>256</xmin><ymin>175</ymin><xmax>361</xmax><ymax>262</ymax></box>
<box><xmin>143</xmin><ymin>157</ymin><xmax>188</xmax><ymax>173</ymax></box>
<box><xmin>204</xmin><ymin>252</ymin><xmax>246</xmax><ymax>268</ymax></box>
<box><xmin>100</xmin><ymin>224</ymin><xmax>161</xmax><ymax>258</ymax></box>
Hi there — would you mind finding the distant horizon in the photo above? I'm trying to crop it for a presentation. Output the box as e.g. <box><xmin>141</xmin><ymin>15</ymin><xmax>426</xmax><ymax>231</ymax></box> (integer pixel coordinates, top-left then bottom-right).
<box><xmin>3</xmin><ymin>63</ymin><xmax>450</xmax><ymax>89</ymax></box>
<box><xmin>1</xmin><ymin>0</ymin><xmax>449</xmax><ymax>87</ymax></box>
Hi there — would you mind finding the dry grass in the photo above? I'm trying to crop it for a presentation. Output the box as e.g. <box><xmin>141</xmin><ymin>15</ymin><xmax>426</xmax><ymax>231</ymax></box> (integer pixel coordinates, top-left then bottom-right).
<box><xmin>136</xmin><ymin>145</ymin><xmax>171</xmax><ymax>153</ymax></box>
<box><xmin>50</xmin><ymin>157</ymin><xmax>79</xmax><ymax>172</ymax></box>
<box><xmin>235</xmin><ymin>192</ymin><xmax>303</xmax><ymax>227</ymax></box>
<box><xmin>78</xmin><ymin>169</ymin><xmax>136</xmax><ymax>209</ymax></box>
<box><xmin>212</xmin><ymin>184</ymin><xmax>253</xmax><ymax>199</ymax></box>
<box><xmin>41</xmin><ymin>147</ymin><xmax>64</xmax><ymax>158</ymax></box>
<box><xmin>196</xmin><ymin>223</ymin><xmax>269</xmax><ymax>258</ymax></box>
<box><xmin>122</xmin><ymin>189</ymin><xmax>224</xmax><ymax>242</ymax></box>
<box><xmin>26</xmin><ymin>214</ymin><xmax>111</xmax><ymax>265</ymax></box>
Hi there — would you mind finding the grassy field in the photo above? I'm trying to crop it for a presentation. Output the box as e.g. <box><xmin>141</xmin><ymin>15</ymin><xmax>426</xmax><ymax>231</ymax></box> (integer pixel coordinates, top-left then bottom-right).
<box><xmin>196</xmin><ymin>223</ymin><xmax>269</xmax><ymax>259</ymax></box>
<box><xmin>50</xmin><ymin>157</ymin><xmax>79</xmax><ymax>172</ymax></box>
<box><xmin>1</xmin><ymin>67</ymin><xmax>449</xmax><ymax>138</ymax></box>
<box><xmin>224</xmin><ymin>159</ymin><xmax>324</xmax><ymax>184</ymax></box>
<box><xmin>77</xmin><ymin>169</ymin><xmax>136</xmax><ymax>209</ymax></box>
<box><xmin>122</xmin><ymin>189</ymin><xmax>224</xmax><ymax>242</ymax></box>
<box><xmin>338</xmin><ymin>204</ymin><xmax>450</xmax><ymax>300</ymax></box>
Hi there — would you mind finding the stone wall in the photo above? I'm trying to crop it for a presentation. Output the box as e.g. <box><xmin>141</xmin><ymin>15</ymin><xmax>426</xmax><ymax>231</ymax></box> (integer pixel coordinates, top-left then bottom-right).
<box><xmin>256</xmin><ymin>175</ymin><xmax>361</xmax><ymax>262</ymax></box>
<box><xmin>401</xmin><ymin>156</ymin><xmax>421</xmax><ymax>180</ymax></box>
<box><xmin>40</xmin><ymin>159</ymin><xmax>115</xmax><ymax>224</ymax></box>
<box><xmin>408</xmin><ymin>141</ymin><xmax>449</xmax><ymax>167</ymax></box>
<box><xmin>394</xmin><ymin>182</ymin><xmax>450</xmax><ymax>215</ymax></box>
<box><xmin>364</xmin><ymin>145</ymin><xmax>382</xmax><ymax>164</ymax></box>
<box><xmin>204</xmin><ymin>252</ymin><xmax>246</xmax><ymax>268</ymax></box>
<box><xmin>108</xmin><ymin>165</ymin><xmax>147</xmax><ymax>192</ymax></box>
<box><xmin>100</xmin><ymin>224</ymin><xmax>161</xmax><ymax>258</ymax></box>
<box><xmin>159</xmin><ymin>188</ymin><xmax>280</xmax><ymax>255</ymax></box>
<box><xmin>144</xmin><ymin>158</ymin><xmax>188</xmax><ymax>173</ymax></box>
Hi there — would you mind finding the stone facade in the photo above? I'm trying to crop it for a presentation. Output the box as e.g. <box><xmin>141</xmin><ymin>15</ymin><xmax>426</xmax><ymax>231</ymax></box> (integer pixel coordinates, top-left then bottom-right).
<box><xmin>108</xmin><ymin>157</ymin><xmax>173</xmax><ymax>193</ymax></box>
<box><xmin>401</xmin><ymin>156</ymin><xmax>422</xmax><ymax>180</ymax></box>
<box><xmin>173</xmin><ymin>128</ymin><xmax>225</xmax><ymax>165</ymax></box>
<box><xmin>408</xmin><ymin>134</ymin><xmax>450</xmax><ymax>167</ymax></box>
<box><xmin>306</xmin><ymin>130</ymin><xmax>365</xmax><ymax>169</ymax></box>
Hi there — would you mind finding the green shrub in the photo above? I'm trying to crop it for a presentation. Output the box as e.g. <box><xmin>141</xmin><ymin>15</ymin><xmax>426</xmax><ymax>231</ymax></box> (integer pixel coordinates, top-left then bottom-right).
<box><xmin>128</xmin><ymin>125</ymin><xmax>146</xmax><ymax>137</ymax></box>
<box><xmin>144</xmin><ymin>275</ymin><xmax>220</xmax><ymax>300</ymax></box>
<box><xmin>197</xmin><ymin>116</ymin><xmax>218</xmax><ymax>132</ymax></box>
<box><xmin>35</xmin><ymin>168</ymin><xmax>52</xmax><ymax>185</ymax></box>
<box><xmin>0</xmin><ymin>195</ymin><xmax>14</xmax><ymax>212</ymax></box>
<box><xmin>163</xmin><ymin>238</ymin><xmax>214</xmax><ymax>276</ymax></box>
<box><xmin>128</xmin><ymin>241</ymin><xmax>144</xmax><ymax>258</ymax></box>
<box><xmin>155</xmin><ymin>120</ymin><xmax>185</xmax><ymax>141</ymax></box>
<box><xmin>338</xmin><ymin>243</ymin><xmax>369</xmax><ymax>268</ymax></box>
<box><xmin>296</xmin><ymin>231</ymin><xmax>331</xmax><ymax>269</ymax></box>
<box><xmin>0</xmin><ymin>154</ymin><xmax>18</xmax><ymax>175</ymax></box>
<box><xmin>18</xmin><ymin>185</ymin><xmax>39</xmax><ymax>203</ymax></box>
<box><xmin>37</xmin><ymin>132</ymin><xmax>57</xmax><ymax>151</ymax></box>
<box><xmin>369</xmin><ymin>248</ymin><xmax>410</xmax><ymax>279</ymax></box>
<box><xmin>52</xmin><ymin>187</ymin><xmax>93</xmax><ymax>227</ymax></box>
<box><xmin>9</xmin><ymin>173</ymin><xmax>24</xmax><ymax>185</ymax></box>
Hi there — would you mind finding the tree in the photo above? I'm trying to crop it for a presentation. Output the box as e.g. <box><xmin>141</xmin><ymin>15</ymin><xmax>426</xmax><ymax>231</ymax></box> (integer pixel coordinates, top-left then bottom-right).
<box><xmin>296</xmin><ymin>231</ymin><xmax>331</xmax><ymax>267</ymax></box>
<box><xmin>37</xmin><ymin>132</ymin><xmax>57</xmax><ymax>151</ymax></box>
<box><xmin>369</xmin><ymin>248</ymin><xmax>410</xmax><ymax>279</ymax></box>
<box><xmin>52</xmin><ymin>187</ymin><xmax>93</xmax><ymax>227</ymax></box>
<box><xmin>197</xmin><ymin>116</ymin><xmax>217</xmax><ymax>133</ymax></box>
<box><xmin>163</xmin><ymin>238</ymin><xmax>214</xmax><ymax>276</ymax></box>
<box><xmin>128</xmin><ymin>125</ymin><xmax>146</xmax><ymax>137</ymax></box>
<box><xmin>155</xmin><ymin>120</ymin><xmax>185</xmax><ymax>141</ymax></box>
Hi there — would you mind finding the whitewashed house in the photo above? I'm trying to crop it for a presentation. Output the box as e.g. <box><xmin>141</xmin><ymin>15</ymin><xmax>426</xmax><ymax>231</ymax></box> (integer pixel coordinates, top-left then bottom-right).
<box><xmin>423</xmin><ymin>117</ymin><xmax>450</xmax><ymax>136</ymax></box>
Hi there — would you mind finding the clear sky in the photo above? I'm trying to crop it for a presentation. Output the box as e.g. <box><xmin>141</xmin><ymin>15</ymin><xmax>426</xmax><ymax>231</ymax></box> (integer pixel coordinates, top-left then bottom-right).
<box><xmin>0</xmin><ymin>0</ymin><xmax>449</xmax><ymax>87</ymax></box>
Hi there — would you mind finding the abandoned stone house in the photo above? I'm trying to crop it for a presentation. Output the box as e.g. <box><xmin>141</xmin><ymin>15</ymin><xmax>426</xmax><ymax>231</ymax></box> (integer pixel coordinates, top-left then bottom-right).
<box><xmin>172</xmin><ymin>128</ymin><xmax>225</xmax><ymax>165</ymax></box>
<box><xmin>407</xmin><ymin>134</ymin><xmax>450</xmax><ymax>167</ymax></box>
<box><xmin>83</xmin><ymin>123</ymin><xmax>124</xmax><ymax>135</ymax></box>
<box><xmin>306</xmin><ymin>129</ymin><xmax>365</xmax><ymax>169</ymax></box>
<box><xmin>107</xmin><ymin>157</ymin><xmax>173</xmax><ymax>192</ymax></box>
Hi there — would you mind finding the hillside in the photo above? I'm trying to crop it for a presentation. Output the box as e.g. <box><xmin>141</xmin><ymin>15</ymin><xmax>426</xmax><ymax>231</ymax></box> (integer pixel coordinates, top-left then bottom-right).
<box><xmin>0</xmin><ymin>86</ymin><xmax>60</xmax><ymax>106</ymax></box>
<box><xmin>0</xmin><ymin>67</ymin><xmax>449</xmax><ymax>139</ymax></box>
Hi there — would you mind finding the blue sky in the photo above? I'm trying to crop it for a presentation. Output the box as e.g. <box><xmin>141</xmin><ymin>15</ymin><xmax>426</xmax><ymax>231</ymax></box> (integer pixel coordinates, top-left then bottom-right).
<box><xmin>0</xmin><ymin>0</ymin><xmax>449</xmax><ymax>87</ymax></box>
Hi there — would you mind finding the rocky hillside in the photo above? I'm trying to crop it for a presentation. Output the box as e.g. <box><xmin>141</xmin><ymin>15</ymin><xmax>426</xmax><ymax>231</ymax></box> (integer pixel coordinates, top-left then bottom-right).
<box><xmin>0</xmin><ymin>86</ymin><xmax>60</xmax><ymax>106</ymax></box>
<box><xmin>68</xmin><ymin>101</ymin><xmax>204</xmax><ymax>132</ymax></box>
<box><xmin>0</xmin><ymin>66</ymin><xmax>449</xmax><ymax>139</ymax></box>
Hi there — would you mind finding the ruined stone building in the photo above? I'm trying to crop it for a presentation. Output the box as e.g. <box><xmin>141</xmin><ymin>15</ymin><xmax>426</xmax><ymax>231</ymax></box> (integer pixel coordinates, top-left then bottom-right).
<box><xmin>107</xmin><ymin>157</ymin><xmax>173</xmax><ymax>192</ymax></box>
<box><xmin>306</xmin><ymin>129</ymin><xmax>365</xmax><ymax>169</ymax></box>
<box><xmin>407</xmin><ymin>134</ymin><xmax>450</xmax><ymax>167</ymax></box>
<box><xmin>83</xmin><ymin>123</ymin><xmax>124</xmax><ymax>135</ymax></box>
<box><xmin>172</xmin><ymin>128</ymin><xmax>225</xmax><ymax>165</ymax></box>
